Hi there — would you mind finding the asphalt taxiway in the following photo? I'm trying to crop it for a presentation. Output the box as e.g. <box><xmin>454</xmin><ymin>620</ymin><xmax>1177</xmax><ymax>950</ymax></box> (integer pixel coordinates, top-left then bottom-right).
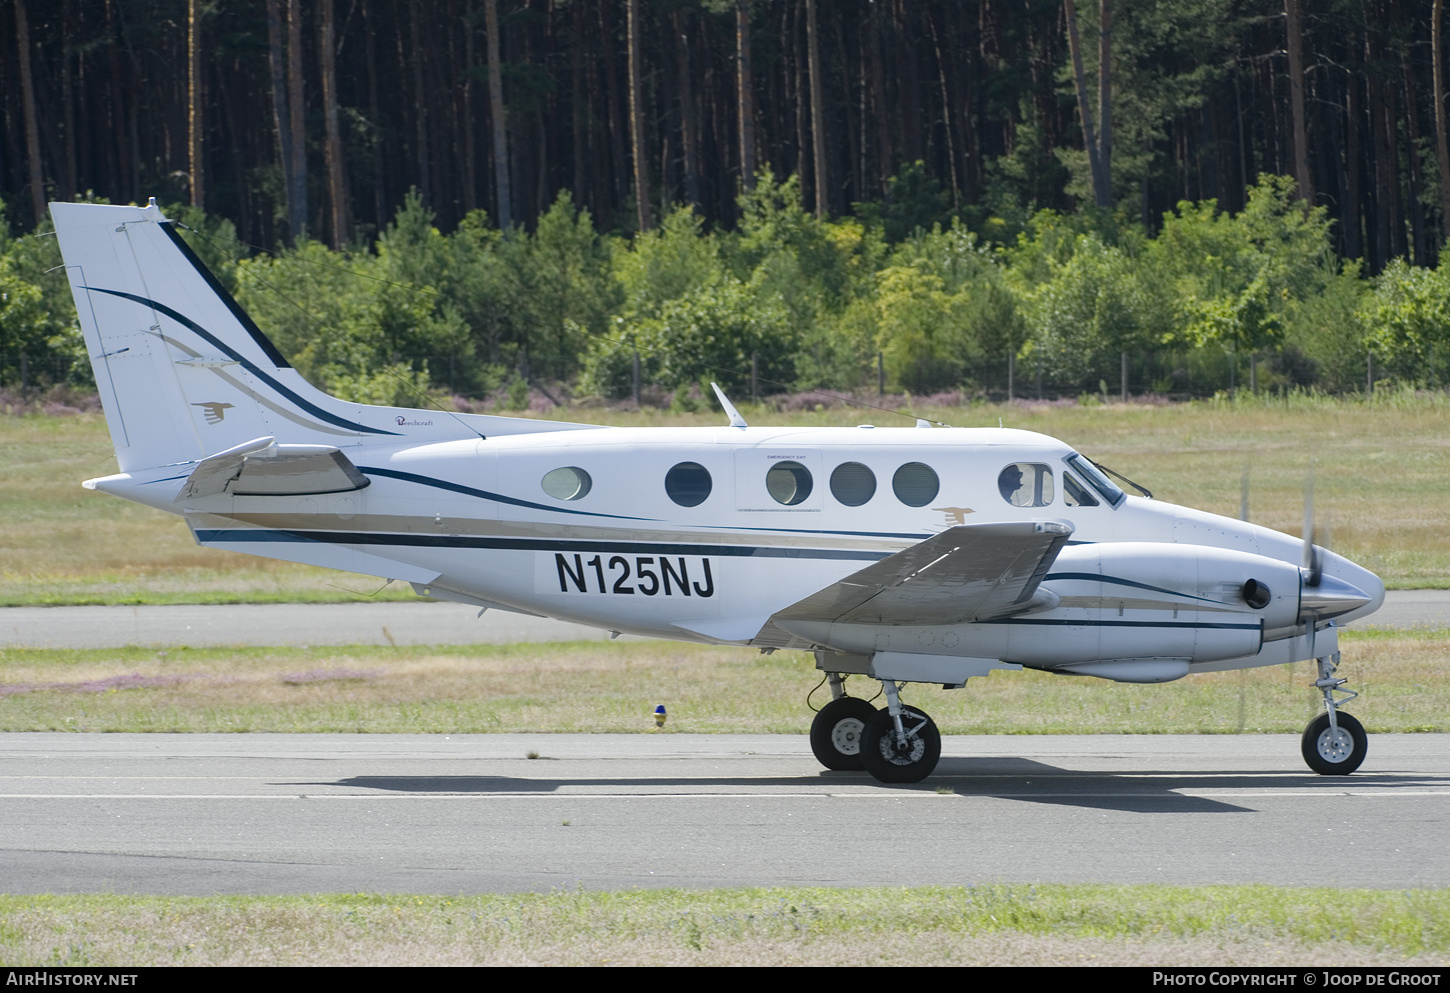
<box><xmin>2</xmin><ymin>732</ymin><xmax>1447</xmax><ymax>895</ymax></box>
<box><xmin>3</xmin><ymin>597</ymin><xmax>1445</xmax><ymax>896</ymax></box>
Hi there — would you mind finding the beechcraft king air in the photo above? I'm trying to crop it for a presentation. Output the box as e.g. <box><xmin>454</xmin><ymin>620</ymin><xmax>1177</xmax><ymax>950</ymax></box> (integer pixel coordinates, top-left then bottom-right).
<box><xmin>52</xmin><ymin>199</ymin><xmax>1386</xmax><ymax>783</ymax></box>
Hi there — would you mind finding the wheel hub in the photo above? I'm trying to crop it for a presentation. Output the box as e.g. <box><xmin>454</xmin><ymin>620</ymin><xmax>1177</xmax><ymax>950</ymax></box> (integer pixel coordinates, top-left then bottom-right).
<box><xmin>1317</xmin><ymin>727</ymin><xmax>1354</xmax><ymax>763</ymax></box>
<box><xmin>881</xmin><ymin>733</ymin><xmax>924</xmax><ymax>764</ymax></box>
<box><xmin>830</xmin><ymin>719</ymin><xmax>864</xmax><ymax>755</ymax></box>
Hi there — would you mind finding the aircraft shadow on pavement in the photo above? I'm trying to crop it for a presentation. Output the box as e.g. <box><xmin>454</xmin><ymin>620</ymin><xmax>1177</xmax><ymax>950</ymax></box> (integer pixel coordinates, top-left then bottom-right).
<box><xmin>290</xmin><ymin>758</ymin><xmax>1431</xmax><ymax>813</ymax></box>
<box><xmin>301</xmin><ymin>772</ymin><xmax>1252</xmax><ymax>812</ymax></box>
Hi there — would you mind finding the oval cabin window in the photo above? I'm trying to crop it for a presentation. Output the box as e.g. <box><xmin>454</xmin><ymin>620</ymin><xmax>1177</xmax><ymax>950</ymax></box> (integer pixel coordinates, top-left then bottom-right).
<box><xmin>665</xmin><ymin>461</ymin><xmax>713</xmax><ymax>508</ymax></box>
<box><xmin>765</xmin><ymin>460</ymin><xmax>814</xmax><ymax>506</ymax></box>
<box><xmin>830</xmin><ymin>462</ymin><xmax>876</xmax><ymax>507</ymax></box>
<box><xmin>892</xmin><ymin>462</ymin><xmax>940</xmax><ymax>507</ymax></box>
<box><xmin>541</xmin><ymin>466</ymin><xmax>592</xmax><ymax>501</ymax></box>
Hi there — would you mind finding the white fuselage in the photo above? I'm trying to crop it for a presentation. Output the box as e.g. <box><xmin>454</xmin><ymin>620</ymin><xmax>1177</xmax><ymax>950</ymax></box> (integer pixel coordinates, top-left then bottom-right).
<box><xmin>156</xmin><ymin>422</ymin><xmax>1383</xmax><ymax>679</ymax></box>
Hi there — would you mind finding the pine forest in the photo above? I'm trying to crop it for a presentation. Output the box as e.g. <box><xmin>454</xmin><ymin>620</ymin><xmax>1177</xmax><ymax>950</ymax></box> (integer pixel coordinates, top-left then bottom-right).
<box><xmin>4</xmin><ymin>0</ymin><xmax>1450</xmax><ymax>409</ymax></box>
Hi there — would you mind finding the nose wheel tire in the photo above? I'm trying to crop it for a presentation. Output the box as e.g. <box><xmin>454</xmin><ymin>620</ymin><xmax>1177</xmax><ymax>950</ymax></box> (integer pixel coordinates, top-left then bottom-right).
<box><xmin>810</xmin><ymin>697</ymin><xmax>879</xmax><ymax>771</ymax></box>
<box><xmin>860</xmin><ymin>706</ymin><xmax>941</xmax><ymax>784</ymax></box>
<box><xmin>1301</xmin><ymin>712</ymin><xmax>1367</xmax><ymax>775</ymax></box>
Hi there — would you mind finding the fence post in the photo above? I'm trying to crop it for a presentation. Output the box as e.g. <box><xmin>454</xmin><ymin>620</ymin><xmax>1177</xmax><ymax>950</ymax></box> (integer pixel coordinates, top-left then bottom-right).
<box><xmin>20</xmin><ymin>353</ymin><xmax>28</xmax><ymax>404</ymax></box>
<box><xmin>632</xmin><ymin>350</ymin><xmax>641</xmax><ymax>406</ymax></box>
<box><xmin>877</xmin><ymin>352</ymin><xmax>884</xmax><ymax>397</ymax></box>
<box><xmin>1120</xmin><ymin>351</ymin><xmax>1127</xmax><ymax>403</ymax></box>
<box><xmin>1007</xmin><ymin>350</ymin><xmax>1015</xmax><ymax>402</ymax></box>
<box><xmin>1367</xmin><ymin>352</ymin><xmax>1374</xmax><ymax>396</ymax></box>
<box><xmin>751</xmin><ymin>351</ymin><xmax>758</xmax><ymax>403</ymax></box>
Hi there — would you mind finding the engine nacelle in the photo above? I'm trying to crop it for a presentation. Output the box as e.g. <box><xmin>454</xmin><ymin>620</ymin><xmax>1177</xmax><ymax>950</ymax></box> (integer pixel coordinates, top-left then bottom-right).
<box><xmin>1004</xmin><ymin>542</ymin><xmax>1302</xmax><ymax>670</ymax></box>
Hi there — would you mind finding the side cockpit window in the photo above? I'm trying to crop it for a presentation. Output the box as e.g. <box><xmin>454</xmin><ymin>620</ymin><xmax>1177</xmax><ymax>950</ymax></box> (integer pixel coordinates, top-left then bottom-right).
<box><xmin>1063</xmin><ymin>471</ymin><xmax>1099</xmax><ymax>507</ymax></box>
<box><xmin>998</xmin><ymin>462</ymin><xmax>1054</xmax><ymax>507</ymax></box>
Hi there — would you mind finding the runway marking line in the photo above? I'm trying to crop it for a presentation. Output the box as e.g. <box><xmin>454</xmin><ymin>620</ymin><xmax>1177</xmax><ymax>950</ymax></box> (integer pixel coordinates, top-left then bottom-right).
<box><xmin>1</xmin><ymin>789</ymin><xmax>1447</xmax><ymax>800</ymax></box>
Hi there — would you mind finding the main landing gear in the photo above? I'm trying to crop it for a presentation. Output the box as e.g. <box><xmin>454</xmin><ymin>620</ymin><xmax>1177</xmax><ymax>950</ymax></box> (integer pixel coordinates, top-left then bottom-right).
<box><xmin>1301</xmin><ymin>652</ymin><xmax>1367</xmax><ymax>775</ymax></box>
<box><xmin>810</xmin><ymin>674</ymin><xmax>941</xmax><ymax>783</ymax></box>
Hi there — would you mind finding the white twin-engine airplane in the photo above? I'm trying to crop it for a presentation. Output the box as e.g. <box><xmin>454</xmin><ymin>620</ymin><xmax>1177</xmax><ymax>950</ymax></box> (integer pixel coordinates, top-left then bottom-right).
<box><xmin>52</xmin><ymin>199</ymin><xmax>1385</xmax><ymax>783</ymax></box>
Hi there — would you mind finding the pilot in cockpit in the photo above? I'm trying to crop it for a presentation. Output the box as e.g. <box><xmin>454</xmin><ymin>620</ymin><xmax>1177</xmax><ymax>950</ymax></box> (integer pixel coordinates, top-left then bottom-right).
<box><xmin>998</xmin><ymin>463</ymin><xmax>1025</xmax><ymax>503</ymax></box>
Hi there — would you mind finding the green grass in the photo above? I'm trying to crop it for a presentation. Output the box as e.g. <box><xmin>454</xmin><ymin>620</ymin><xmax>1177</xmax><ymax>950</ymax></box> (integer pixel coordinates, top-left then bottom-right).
<box><xmin>6</xmin><ymin>397</ymin><xmax>1446</xmax><ymax>969</ymax></box>
<box><xmin>3</xmin><ymin>885</ymin><xmax>1446</xmax><ymax>966</ymax></box>
<box><xmin>4</xmin><ymin>393</ymin><xmax>1450</xmax><ymax>605</ymax></box>
<box><xmin>1</xmin><ymin>629</ymin><xmax>1443</xmax><ymax>734</ymax></box>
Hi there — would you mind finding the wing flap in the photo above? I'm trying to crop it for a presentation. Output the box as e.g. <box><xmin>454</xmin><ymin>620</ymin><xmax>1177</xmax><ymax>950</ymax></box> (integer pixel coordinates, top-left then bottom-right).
<box><xmin>770</xmin><ymin>521</ymin><xmax>1073</xmax><ymax>628</ymax></box>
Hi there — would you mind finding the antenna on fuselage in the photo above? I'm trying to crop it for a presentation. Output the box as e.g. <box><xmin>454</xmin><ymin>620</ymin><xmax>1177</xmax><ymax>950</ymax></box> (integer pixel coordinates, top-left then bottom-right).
<box><xmin>711</xmin><ymin>382</ymin><xmax>748</xmax><ymax>428</ymax></box>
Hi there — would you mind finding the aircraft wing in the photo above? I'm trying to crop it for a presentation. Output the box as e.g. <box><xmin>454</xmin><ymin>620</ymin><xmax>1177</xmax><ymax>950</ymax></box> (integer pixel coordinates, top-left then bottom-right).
<box><xmin>179</xmin><ymin>436</ymin><xmax>371</xmax><ymax>500</ymax></box>
<box><xmin>769</xmin><ymin>520</ymin><xmax>1073</xmax><ymax>629</ymax></box>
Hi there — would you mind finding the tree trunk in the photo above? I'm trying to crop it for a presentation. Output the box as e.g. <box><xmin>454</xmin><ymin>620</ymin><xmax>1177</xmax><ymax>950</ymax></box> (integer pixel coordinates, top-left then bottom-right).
<box><xmin>1285</xmin><ymin>0</ymin><xmax>1312</xmax><ymax>202</ymax></box>
<box><xmin>60</xmin><ymin>0</ymin><xmax>77</xmax><ymax>202</ymax></box>
<box><xmin>1435</xmin><ymin>0</ymin><xmax>1450</xmax><ymax>239</ymax></box>
<box><xmin>673</xmin><ymin>8</ymin><xmax>701</xmax><ymax>210</ymax></box>
<box><xmin>792</xmin><ymin>4</ymin><xmax>806</xmax><ymax>185</ymax></box>
<box><xmin>410</xmin><ymin>2</ymin><xmax>431</xmax><ymax>210</ymax></box>
<box><xmin>925</xmin><ymin>6</ymin><xmax>959</xmax><ymax>207</ymax></box>
<box><xmin>461</xmin><ymin>0</ymin><xmax>477</xmax><ymax>216</ymax></box>
<box><xmin>1368</xmin><ymin>60</ymin><xmax>1396</xmax><ymax>268</ymax></box>
<box><xmin>806</xmin><ymin>0</ymin><xmax>828</xmax><ymax>219</ymax></box>
<box><xmin>363</xmin><ymin>1</ymin><xmax>386</xmax><ymax>233</ymax></box>
<box><xmin>265</xmin><ymin>0</ymin><xmax>300</xmax><ymax>240</ymax></box>
<box><xmin>1064</xmin><ymin>0</ymin><xmax>1108</xmax><ymax>207</ymax></box>
<box><xmin>866</xmin><ymin>0</ymin><xmax>891</xmax><ymax>197</ymax></box>
<box><xmin>1402</xmin><ymin>51</ymin><xmax>1428</xmax><ymax>264</ymax></box>
<box><xmin>484</xmin><ymin>0</ymin><xmax>511</xmax><ymax>229</ymax></box>
<box><xmin>571</xmin><ymin>3</ymin><xmax>588</xmax><ymax>215</ymax></box>
<box><xmin>626</xmin><ymin>0</ymin><xmax>650</xmax><ymax>231</ymax></box>
<box><xmin>737</xmin><ymin>0</ymin><xmax>756</xmax><ymax>190</ymax></box>
<box><xmin>1097</xmin><ymin>0</ymin><xmax>1111</xmax><ymax>205</ymax></box>
<box><xmin>286</xmin><ymin>0</ymin><xmax>308</xmax><ymax>238</ymax></box>
<box><xmin>16</xmin><ymin>0</ymin><xmax>47</xmax><ymax>225</ymax></box>
<box><xmin>319</xmin><ymin>0</ymin><xmax>349</xmax><ymax>248</ymax></box>
<box><xmin>188</xmin><ymin>0</ymin><xmax>204</xmax><ymax>208</ymax></box>
<box><xmin>1345</xmin><ymin>66</ymin><xmax>1364</xmax><ymax>260</ymax></box>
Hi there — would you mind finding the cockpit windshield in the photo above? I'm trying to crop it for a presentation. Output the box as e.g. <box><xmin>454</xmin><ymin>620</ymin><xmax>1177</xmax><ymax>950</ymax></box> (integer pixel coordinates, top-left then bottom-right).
<box><xmin>1064</xmin><ymin>453</ymin><xmax>1126</xmax><ymax>508</ymax></box>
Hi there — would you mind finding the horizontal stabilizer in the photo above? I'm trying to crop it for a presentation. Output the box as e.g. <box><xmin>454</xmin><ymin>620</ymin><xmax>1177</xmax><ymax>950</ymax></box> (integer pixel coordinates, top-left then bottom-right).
<box><xmin>180</xmin><ymin>436</ymin><xmax>371</xmax><ymax>500</ymax></box>
<box><xmin>770</xmin><ymin>520</ymin><xmax>1073</xmax><ymax>629</ymax></box>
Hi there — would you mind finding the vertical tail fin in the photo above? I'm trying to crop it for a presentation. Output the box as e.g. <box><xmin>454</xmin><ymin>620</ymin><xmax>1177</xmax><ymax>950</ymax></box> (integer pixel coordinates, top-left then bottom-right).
<box><xmin>52</xmin><ymin>200</ymin><xmax>598</xmax><ymax>472</ymax></box>
<box><xmin>51</xmin><ymin>200</ymin><xmax>421</xmax><ymax>473</ymax></box>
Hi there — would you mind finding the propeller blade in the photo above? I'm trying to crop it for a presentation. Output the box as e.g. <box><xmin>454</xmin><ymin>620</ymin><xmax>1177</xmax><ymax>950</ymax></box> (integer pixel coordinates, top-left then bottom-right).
<box><xmin>1302</xmin><ymin>466</ymin><xmax>1322</xmax><ymax>587</ymax></box>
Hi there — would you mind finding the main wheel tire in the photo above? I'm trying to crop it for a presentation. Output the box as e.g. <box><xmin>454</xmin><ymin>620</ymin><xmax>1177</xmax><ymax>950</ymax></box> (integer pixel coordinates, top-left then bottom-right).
<box><xmin>860</xmin><ymin>706</ymin><xmax>941</xmax><ymax>784</ymax></box>
<box><xmin>1301</xmin><ymin>712</ymin><xmax>1367</xmax><ymax>775</ymax></box>
<box><xmin>810</xmin><ymin>697</ymin><xmax>878</xmax><ymax>771</ymax></box>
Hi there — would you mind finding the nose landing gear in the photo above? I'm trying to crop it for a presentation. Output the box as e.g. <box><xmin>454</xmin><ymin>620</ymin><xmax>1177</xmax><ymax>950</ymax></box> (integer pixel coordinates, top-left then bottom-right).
<box><xmin>1301</xmin><ymin>652</ymin><xmax>1366</xmax><ymax>775</ymax></box>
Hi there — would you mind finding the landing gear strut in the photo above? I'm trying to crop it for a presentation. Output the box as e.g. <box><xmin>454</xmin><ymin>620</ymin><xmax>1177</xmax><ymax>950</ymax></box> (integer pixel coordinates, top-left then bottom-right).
<box><xmin>1301</xmin><ymin>652</ymin><xmax>1367</xmax><ymax>775</ymax></box>
<box><xmin>859</xmin><ymin>679</ymin><xmax>940</xmax><ymax>783</ymax></box>
<box><xmin>809</xmin><ymin>674</ymin><xmax>878</xmax><ymax>770</ymax></box>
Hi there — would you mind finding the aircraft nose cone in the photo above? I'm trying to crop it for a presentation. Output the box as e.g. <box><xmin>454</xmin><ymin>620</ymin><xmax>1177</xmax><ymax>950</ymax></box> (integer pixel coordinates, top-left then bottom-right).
<box><xmin>1299</xmin><ymin>571</ymin><xmax>1374</xmax><ymax>623</ymax></box>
